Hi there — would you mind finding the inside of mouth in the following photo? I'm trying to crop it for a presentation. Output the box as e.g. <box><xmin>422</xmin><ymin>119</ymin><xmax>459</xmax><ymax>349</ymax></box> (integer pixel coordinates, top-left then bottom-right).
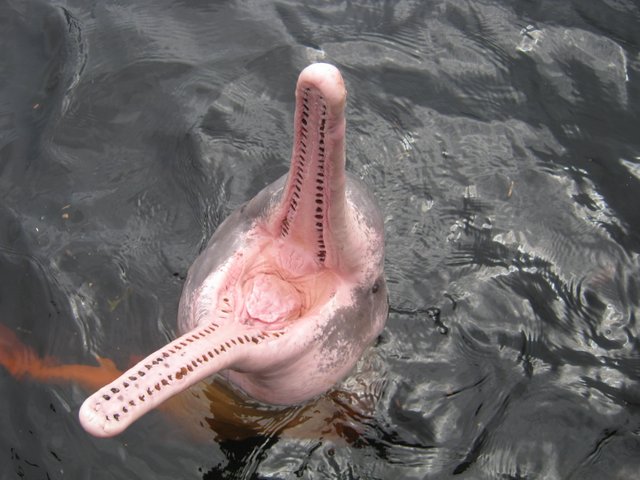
<box><xmin>280</xmin><ymin>86</ymin><xmax>329</xmax><ymax>266</ymax></box>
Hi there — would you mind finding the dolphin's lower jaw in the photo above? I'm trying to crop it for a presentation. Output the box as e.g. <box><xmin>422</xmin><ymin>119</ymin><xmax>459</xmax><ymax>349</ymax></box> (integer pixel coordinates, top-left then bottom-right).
<box><xmin>78</xmin><ymin>321</ymin><xmax>283</xmax><ymax>437</ymax></box>
<box><xmin>77</xmin><ymin>298</ymin><xmax>372</xmax><ymax>438</ymax></box>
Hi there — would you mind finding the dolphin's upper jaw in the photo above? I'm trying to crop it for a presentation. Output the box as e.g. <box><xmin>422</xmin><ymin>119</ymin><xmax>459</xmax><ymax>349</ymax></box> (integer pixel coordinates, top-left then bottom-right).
<box><xmin>272</xmin><ymin>63</ymin><xmax>351</xmax><ymax>275</ymax></box>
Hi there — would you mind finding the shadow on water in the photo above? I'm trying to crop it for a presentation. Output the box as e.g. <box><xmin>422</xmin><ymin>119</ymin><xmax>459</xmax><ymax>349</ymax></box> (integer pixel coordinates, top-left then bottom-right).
<box><xmin>1</xmin><ymin>0</ymin><xmax>640</xmax><ymax>478</ymax></box>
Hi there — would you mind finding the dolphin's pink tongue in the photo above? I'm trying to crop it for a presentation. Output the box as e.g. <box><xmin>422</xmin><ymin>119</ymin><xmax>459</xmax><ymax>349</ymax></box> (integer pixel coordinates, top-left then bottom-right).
<box><xmin>78</xmin><ymin>322</ymin><xmax>273</xmax><ymax>437</ymax></box>
<box><xmin>243</xmin><ymin>273</ymin><xmax>301</xmax><ymax>323</ymax></box>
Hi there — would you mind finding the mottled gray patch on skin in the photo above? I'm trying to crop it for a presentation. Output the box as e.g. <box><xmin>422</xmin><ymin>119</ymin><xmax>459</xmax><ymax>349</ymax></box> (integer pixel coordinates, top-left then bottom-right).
<box><xmin>318</xmin><ymin>305</ymin><xmax>361</xmax><ymax>373</ymax></box>
<box><xmin>318</xmin><ymin>275</ymin><xmax>388</xmax><ymax>373</ymax></box>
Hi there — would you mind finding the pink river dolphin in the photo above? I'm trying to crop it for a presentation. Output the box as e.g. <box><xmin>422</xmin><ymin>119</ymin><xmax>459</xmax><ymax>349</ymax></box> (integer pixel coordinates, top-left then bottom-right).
<box><xmin>78</xmin><ymin>63</ymin><xmax>388</xmax><ymax>437</ymax></box>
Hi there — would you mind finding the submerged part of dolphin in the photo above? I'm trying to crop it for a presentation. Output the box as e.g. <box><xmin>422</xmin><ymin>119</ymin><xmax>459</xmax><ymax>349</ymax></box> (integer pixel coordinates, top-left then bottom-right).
<box><xmin>79</xmin><ymin>63</ymin><xmax>388</xmax><ymax>438</ymax></box>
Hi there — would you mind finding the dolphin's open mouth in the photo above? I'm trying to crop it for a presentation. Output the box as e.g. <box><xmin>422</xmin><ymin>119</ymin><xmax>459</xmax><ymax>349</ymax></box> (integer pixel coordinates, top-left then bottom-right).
<box><xmin>77</xmin><ymin>64</ymin><xmax>386</xmax><ymax>439</ymax></box>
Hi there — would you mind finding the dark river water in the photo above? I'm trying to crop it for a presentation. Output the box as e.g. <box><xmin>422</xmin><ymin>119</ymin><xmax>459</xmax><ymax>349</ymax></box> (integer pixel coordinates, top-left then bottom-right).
<box><xmin>1</xmin><ymin>0</ymin><xmax>639</xmax><ymax>479</ymax></box>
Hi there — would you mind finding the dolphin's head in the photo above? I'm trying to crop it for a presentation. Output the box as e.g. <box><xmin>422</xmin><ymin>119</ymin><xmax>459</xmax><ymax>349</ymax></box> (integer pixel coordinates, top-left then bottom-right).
<box><xmin>79</xmin><ymin>64</ymin><xmax>387</xmax><ymax>438</ymax></box>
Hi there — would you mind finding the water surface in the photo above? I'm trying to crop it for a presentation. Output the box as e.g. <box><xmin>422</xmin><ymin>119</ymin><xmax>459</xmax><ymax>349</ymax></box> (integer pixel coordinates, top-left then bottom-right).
<box><xmin>1</xmin><ymin>0</ymin><xmax>639</xmax><ymax>478</ymax></box>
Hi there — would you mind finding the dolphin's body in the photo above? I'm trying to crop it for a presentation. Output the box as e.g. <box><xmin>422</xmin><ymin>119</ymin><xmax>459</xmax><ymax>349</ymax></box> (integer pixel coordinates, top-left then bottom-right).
<box><xmin>79</xmin><ymin>63</ymin><xmax>388</xmax><ymax>438</ymax></box>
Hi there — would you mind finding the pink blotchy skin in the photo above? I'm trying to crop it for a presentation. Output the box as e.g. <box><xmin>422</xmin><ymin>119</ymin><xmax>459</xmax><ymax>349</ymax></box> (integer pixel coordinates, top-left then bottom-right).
<box><xmin>79</xmin><ymin>63</ymin><xmax>388</xmax><ymax>437</ymax></box>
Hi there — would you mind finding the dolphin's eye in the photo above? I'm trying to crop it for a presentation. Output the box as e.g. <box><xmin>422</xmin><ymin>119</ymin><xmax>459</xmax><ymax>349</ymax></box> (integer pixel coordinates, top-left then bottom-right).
<box><xmin>372</xmin><ymin>282</ymin><xmax>379</xmax><ymax>294</ymax></box>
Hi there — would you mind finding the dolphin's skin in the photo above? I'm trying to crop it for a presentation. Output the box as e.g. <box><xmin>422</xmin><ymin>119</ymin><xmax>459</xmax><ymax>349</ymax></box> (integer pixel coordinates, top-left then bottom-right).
<box><xmin>78</xmin><ymin>63</ymin><xmax>388</xmax><ymax>437</ymax></box>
